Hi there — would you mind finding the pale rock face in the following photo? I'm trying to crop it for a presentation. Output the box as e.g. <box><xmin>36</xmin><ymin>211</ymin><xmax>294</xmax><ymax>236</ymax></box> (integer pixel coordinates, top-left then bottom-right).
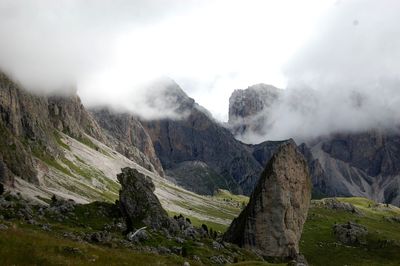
<box><xmin>224</xmin><ymin>142</ymin><xmax>312</xmax><ymax>259</ymax></box>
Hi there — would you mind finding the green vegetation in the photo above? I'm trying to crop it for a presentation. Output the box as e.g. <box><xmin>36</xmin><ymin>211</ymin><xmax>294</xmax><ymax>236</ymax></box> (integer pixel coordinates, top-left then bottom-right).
<box><xmin>54</xmin><ymin>130</ymin><xmax>71</xmax><ymax>150</ymax></box>
<box><xmin>0</xmin><ymin>224</ymin><xmax>198</xmax><ymax>266</ymax></box>
<box><xmin>75</xmin><ymin>135</ymin><xmax>111</xmax><ymax>157</ymax></box>
<box><xmin>300</xmin><ymin>198</ymin><xmax>400</xmax><ymax>266</ymax></box>
<box><xmin>215</xmin><ymin>189</ymin><xmax>249</xmax><ymax>205</ymax></box>
<box><xmin>31</xmin><ymin>146</ymin><xmax>74</xmax><ymax>177</ymax></box>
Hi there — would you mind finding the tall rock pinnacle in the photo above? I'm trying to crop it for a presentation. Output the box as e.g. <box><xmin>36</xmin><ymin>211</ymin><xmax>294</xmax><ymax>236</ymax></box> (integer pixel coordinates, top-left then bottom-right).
<box><xmin>224</xmin><ymin>142</ymin><xmax>312</xmax><ymax>260</ymax></box>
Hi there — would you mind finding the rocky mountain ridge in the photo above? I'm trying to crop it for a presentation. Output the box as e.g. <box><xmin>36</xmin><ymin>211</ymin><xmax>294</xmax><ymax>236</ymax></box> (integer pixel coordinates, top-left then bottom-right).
<box><xmin>227</xmin><ymin>84</ymin><xmax>400</xmax><ymax>206</ymax></box>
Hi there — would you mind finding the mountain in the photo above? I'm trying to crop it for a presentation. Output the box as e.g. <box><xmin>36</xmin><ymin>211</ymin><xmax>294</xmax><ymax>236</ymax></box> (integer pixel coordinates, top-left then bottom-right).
<box><xmin>0</xmin><ymin>72</ymin><xmax>259</xmax><ymax>227</ymax></box>
<box><xmin>140</xmin><ymin>80</ymin><xmax>264</xmax><ymax>195</ymax></box>
<box><xmin>228</xmin><ymin>84</ymin><xmax>400</xmax><ymax>206</ymax></box>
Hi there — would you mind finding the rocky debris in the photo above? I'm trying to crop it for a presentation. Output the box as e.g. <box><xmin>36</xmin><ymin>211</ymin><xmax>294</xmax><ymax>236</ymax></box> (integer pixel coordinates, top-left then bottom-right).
<box><xmin>63</xmin><ymin>232</ymin><xmax>83</xmax><ymax>242</ymax></box>
<box><xmin>333</xmin><ymin>222</ymin><xmax>368</xmax><ymax>245</ymax></box>
<box><xmin>287</xmin><ymin>254</ymin><xmax>309</xmax><ymax>266</ymax></box>
<box><xmin>316</xmin><ymin>198</ymin><xmax>361</xmax><ymax>214</ymax></box>
<box><xmin>0</xmin><ymin>224</ymin><xmax>8</xmax><ymax>230</ymax></box>
<box><xmin>210</xmin><ymin>254</ymin><xmax>232</xmax><ymax>264</ymax></box>
<box><xmin>212</xmin><ymin>241</ymin><xmax>224</xmax><ymax>250</ymax></box>
<box><xmin>127</xmin><ymin>227</ymin><xmax>148</xmax><ymax>243</ymax></box>
<box><xmin>63</xmin><ymin>246</ymin><xmax>83</xmax><ymax>256</ymax></box>
<box><xmin>183</xmin><ymin>261</ymin><xmax>190</xmax><ymax>266</ymax></box>
<box><xmin>224</xmin><ymin>142</ymin><xmax>312</xmax><ymax>260</ymax></box>
<box><xmin>41</xmin><ymin>224</ymin><xmax>52</xmax><ymax>231</ymax></box>
<box><xmin>171</xmin><ymin>246</ymin><xmax>182</xmax><ymax>255</ymax></box>
<box><xmin>175</xmin><ymin>237</ymin><xmax>185</xmax><ymax>244</ymax></box>
<box><xmin>85</xmin><ymin>231</ymin><xmax>112</xmax><ymax>243</ymax></box>
<box><xmin>49</xmin><ymin>195</ymin><xmax>76</xmax><ymax>214</ymax></box>
<box><xmin>173</xmin><ymin>214</ymin><xmax>199</xmax><ymax>239</ymax></box>
<box><xmin>157</xmin><ymin>246</ymin><xmax>171</xmax><ymax>255</ymax></box>
<box><xmin>117</xmin><ymin>167</ymin><xmax>172</xmax><ymax>231</ymax></box>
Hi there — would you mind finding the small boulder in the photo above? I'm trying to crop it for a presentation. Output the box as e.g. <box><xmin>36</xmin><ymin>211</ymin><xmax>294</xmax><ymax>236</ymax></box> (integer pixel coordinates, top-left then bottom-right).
<box><xmin>333</xmin><ymin>221</ymin><xmax>368</xmax><ymax>245</ymax></box>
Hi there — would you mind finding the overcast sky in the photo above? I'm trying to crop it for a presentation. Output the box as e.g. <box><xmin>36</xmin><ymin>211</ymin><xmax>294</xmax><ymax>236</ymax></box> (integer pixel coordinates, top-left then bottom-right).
<box><xmin>0</xmin><ymin>0</ymin><xmax>399</xmax><ymax>141</ymax></box>
<box><xmin>0</xmin><ymin>0</ymin><xmax>334</xmax><ymax>120</ymax></box>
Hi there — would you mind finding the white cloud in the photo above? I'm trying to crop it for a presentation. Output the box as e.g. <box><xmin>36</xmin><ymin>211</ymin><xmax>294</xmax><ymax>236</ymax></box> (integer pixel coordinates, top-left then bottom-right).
<box><xmin>0</xmin><ymin>0</ymin><xmax>334</xmax><ymax>120</ymax></box>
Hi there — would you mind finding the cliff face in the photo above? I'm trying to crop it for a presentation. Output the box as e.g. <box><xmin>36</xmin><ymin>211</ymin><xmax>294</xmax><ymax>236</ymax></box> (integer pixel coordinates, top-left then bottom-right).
<box><xmin>91</xmin><ymin>108</ymin><xmax>164</xmax><ymax>176</ymax></box>
<box><xmin>0</xmin><ymin>72</ymin><xmax>163</xmax><ymax>188</ymax></box>
<box><xmin>224</xmin><ymin>142</ymin><xmax>312</xmax><ymax>259</ymax></box>
<box><xmin>141</xmin><ymin>81</ymin><xmax>264</xmax><ymax>195</ymax></box>
<box><xmin>311</xmin><ymin>132</ymin><xmax>400</xmax><ymax>205</ymax></box>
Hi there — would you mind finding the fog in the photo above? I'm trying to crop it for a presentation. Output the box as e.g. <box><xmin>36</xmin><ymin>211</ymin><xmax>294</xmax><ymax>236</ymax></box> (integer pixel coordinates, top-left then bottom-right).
<box><xmin>1</xmin><ymin>0</ymin><xmax>399</xmax><ymax>138</ymax></box>
<box><xmin>0</xmin><ymin>0</ymin><xmax>332</xmax><ymax>120</ymax></box>
<box><xmin>236</xmin><ymin>0</ymin><xmax>400</xmax><ymax>143</ymax></box>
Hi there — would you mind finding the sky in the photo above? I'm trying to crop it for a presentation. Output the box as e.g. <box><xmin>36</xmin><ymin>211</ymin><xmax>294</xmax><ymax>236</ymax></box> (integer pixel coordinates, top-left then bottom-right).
<box><xmin>0</xmin><ymin>0</ymin><xmax>334</xmax><ymax>120</ymax></box>
<box><xmin>0</xmin><ymin>0</ymin><xmax>399</xmax><ymax>142</ymax></box>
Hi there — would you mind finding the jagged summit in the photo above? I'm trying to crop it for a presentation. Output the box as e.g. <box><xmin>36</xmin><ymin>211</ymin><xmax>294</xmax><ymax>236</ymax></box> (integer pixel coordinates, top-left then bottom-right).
<box><xmin>228</xmin><ymin>83</ymin><xmax>282</xmax><ymax>137</ymax></box>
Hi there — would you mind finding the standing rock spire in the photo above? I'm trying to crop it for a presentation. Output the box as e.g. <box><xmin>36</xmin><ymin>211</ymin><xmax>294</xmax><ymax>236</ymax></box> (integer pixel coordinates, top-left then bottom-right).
<box><xmin>224</xmin><ymin>142</ymin><xmax>312</xmax><ymax>261</ymax></box>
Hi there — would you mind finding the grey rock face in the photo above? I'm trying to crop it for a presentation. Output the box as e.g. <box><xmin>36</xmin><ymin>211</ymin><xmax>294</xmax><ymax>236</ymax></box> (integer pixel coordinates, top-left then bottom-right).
<box><xmin>141</xmin><ymin>81</ymin><xmax>262</xmax><ymax>195</ymax></box>
<box><xmin>117</xmin><ymin>167</ymin><xmax>171</xmax><ymax>231</ymax></box>
<box><xmin>224</xmin><ymin>142</ymin><xmax>312</xmax><ymax>259</ymax></box>
<box><xmin>91</xmin><ymin>108</ymin><xmax>164</xmax><ymax>175</ymax></box>
<box><xmin>166</xmin><ymin>161</ymin><xmax>233</xmax><ymax>195</ymax></box>
<box><xmin>228</xmin><ymin>84</ymin><xmax>282</xmax><ymax>137</ymax></box>
<box><xmin>0</xmin><ymin>72</ymin><xmax>107</xmax><ymax>184</ymax></box>
<box><xmin>333</xmin><ymin>222</ymin><xmax>368</xmax><ymax>245</ymax></box>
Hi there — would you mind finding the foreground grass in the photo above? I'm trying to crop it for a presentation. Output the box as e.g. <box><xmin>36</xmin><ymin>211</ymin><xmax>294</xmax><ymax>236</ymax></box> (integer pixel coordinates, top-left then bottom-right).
<box><xmin>1</xmin><ymin>193</ymin><xmax>400</xmax><ymax>266</ymax></box>
<box><xmin>0</xmin><ymin>224</ymin><xmax>196</xmax><ymax>266</ymax></box>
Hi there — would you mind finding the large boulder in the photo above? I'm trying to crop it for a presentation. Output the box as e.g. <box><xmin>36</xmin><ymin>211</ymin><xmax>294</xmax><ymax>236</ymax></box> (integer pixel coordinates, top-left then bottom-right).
<box><xmin>224</xmin><ymin>142</ymin><xmax>312</xmax><ymax>260</ymax></box>
<box><xmin>117</xmin><ymin>167</ymin><xmax>171</xmax><ymax>231</ymax></box>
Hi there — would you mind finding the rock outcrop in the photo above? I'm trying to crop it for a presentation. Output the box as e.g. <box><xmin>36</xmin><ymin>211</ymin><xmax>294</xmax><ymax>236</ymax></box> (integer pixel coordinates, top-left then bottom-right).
<box><xmin>117</xmin><ymin>167</ymin><xmax>171</xmax><ymax>231</ymax></box>
<box><xmin>224</xmin><ymin>142</ymin><xmax>312</xmax><ymax>260</ymax></box>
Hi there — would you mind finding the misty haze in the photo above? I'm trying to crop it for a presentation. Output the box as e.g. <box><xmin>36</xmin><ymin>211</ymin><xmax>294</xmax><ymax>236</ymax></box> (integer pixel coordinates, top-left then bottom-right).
<box><xmin>0</xmin><ymin>1</ymin><xmax>400</xmax><ymax>266</ymax></box>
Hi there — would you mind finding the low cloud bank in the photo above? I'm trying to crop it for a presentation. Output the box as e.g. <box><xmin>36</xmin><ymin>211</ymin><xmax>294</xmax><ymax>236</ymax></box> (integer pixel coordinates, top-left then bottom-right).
<box><xmin>236</xmin><ymin>0</ymin><xmax>400</xmax><ymax>143</ymax></box>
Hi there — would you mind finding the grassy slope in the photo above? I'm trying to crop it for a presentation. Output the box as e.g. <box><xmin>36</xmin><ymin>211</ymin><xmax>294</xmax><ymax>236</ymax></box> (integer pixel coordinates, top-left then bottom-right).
<box><xmin>302</xmin><ymin>198</ymin><xmax>400</xmax><ymax>266</ymax></box>
<box><xmin>168</xmin><ymin>194</ymin><xmax>400</xmax><ymax>266</ymax></box>
<box><xmin>8</xmin><ymin>132</ymin><xmax>400</xmax><ymax>265</ymax></box>
<box><xmin>1</xmin><ymin>194</ymin><xmax>399</xmax><ymax>265</ymax></box>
